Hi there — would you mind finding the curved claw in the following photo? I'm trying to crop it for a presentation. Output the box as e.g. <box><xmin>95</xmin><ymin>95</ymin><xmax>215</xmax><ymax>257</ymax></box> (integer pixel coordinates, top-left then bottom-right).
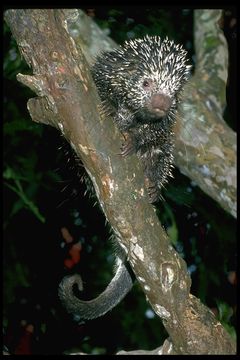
<box><xmin>118</xmin><ymin>132</ymin><xmax>135</xmax><ymax>157</ymax></box>
<box><xmin>147</xmin><ymin>186</ymin><xmax>160</xmax><ymax>203</ymax></box>
<box><xmin>144</xmin><ymin>177</ymin><xmax>161</xmax><ymax>203</ymax></box>
<box><xmin>120</xmin><ymin>141</ymin><xmax>135</xmax><ymax>156</ymax></box>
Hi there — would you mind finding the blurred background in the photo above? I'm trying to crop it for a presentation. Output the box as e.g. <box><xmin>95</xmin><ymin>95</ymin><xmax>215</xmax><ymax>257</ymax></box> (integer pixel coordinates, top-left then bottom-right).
<box><xmin>3</xmin><ymin>7</ymin><xmax>236</xmax><ymax>355</ymax></box>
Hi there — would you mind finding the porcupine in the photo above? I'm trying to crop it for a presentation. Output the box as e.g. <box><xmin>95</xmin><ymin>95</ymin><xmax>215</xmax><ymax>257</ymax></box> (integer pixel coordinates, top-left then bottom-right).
<box><xmin>59</xmin><ymin>35</ymin><xmax>191</xmax><ymax>321</ymax></box>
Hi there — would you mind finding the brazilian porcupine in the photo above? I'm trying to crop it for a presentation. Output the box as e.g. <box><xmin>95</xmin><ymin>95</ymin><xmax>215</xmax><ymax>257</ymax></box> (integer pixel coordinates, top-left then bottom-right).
<box><xmin>59</xmin><ymin>35</ymin><xmax>191</xmax><ymax>321</ymax></box>
<box><xmin>93</xmin><ymin>35</ymin><xmax>191</xmax><ymax>202</ymax></box>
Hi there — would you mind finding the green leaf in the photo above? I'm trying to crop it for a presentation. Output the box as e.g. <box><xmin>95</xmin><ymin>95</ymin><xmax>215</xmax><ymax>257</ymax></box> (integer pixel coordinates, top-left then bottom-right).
<box><xmin>166</xmin><ymin>222</ymin><xmax>178</xmax><ymax>245</ymax></box>
<box><xmin>4</xmin><ymin>179</ymin><xmax>45</xmax><ymax>223</ymax></box>
<box><xmin>10</xmin><ymin>198</ymin><xmax>25</xmax><ymax>217</ymax></box>
<box><xmin>216</xmin><ymin>300</ymin><xmax>233</xmax><ymax>323</ymax></box>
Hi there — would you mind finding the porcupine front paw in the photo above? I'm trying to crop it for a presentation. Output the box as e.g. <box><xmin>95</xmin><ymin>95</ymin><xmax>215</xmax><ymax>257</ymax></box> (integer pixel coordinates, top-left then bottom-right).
<box><xmin>144</xmin><ymin>177</ymin><xmax>161</xmax><ymax>203</ymax></box>
<box><xmin>119</xmin><ymin>132</ymin><xmax>135</xmax><ymax>157</ymax></box>
<box><xmin>120</xmin><ymin>141</ymin><xmax>135</xmax><ymax>156</ymax></box>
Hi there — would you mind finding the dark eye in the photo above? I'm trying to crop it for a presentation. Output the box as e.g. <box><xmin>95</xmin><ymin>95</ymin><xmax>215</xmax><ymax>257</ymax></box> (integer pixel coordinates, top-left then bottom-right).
<box><xmin>143</xmin><ymin>79</ymin><xmax>150</xmax><ymax>88</ymax></box>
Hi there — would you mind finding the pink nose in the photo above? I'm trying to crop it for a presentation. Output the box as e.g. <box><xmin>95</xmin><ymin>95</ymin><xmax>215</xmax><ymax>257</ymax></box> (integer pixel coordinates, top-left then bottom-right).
<box><xmin>151</xmin><ymin>94</ymin><xmax>172</xmax><ymax>112</ymax></box>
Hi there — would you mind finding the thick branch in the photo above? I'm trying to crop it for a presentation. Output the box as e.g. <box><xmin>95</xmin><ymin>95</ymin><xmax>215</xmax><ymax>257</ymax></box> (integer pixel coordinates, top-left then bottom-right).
<box><xmin>175</xmin><ymin>9</ymin><xmax>236</xmax><ymax>218</ymax></box>
<box><xmin>4</xmin><ymin>9</ymin><xmax>236</xmax><ymax>354</ymax></box>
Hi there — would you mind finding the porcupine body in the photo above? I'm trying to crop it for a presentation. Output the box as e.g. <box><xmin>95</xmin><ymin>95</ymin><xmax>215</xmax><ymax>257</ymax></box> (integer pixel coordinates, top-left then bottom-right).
<box><xmin>59</xmin><ymin>36</ymin><xmax>190</xmax><ymax>321</ymax></box>
<box><xmin>93</xmin><ymin>35</ymin><xmax>191</xmax><ymax>202</ymax></box>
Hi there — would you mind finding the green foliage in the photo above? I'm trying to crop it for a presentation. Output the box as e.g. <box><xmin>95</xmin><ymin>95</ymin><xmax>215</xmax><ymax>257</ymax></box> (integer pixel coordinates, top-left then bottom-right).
<box><xmin>94</xmin><ymin>7</ymin><xmax>193</xmax><ymax>57</ymax></box>
<box><xmin>4</xmin><ymin>166</ymin><xmax>45</xmax><ymax>224</ymax></box>
<box><xmin>4</xmin><ymin>261</ymin><xmax>30</xmax><ymax>304</ymax></box>
<box><xmin>4</xmin><ymin>23</ymin><xmax>62</xmax><ymax>225</ymax></box>
<box><xmin>216</xmin><ymin>301</ymin><xmax>236</xmax><ymax>340</ymax></box>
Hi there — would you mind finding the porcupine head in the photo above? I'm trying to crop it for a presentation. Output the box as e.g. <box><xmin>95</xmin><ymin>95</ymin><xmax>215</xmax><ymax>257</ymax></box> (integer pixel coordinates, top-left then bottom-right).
<box><xmin>91</xmin><ymin>35</ymin><xmax>191</xmax><ymax>202</ymax></box>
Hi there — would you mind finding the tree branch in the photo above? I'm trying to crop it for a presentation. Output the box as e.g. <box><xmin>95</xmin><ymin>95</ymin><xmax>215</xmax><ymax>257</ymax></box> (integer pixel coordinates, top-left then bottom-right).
<box><xmin>4</xmin><ymin>9</ymin><xmax>236</xmax><ymax>354</ymax></box>
<box><xmin>175</xmin><ymin>9</ymin><xmax>236</xmax><ymax>218</ymax></box>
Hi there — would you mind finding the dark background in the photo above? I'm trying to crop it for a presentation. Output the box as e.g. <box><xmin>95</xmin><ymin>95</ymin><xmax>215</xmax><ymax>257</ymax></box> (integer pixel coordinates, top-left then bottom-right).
<box><xmin>3</xmin><ymin>7</ymin><xmax>236</xmax><ymax>354</ymax></box>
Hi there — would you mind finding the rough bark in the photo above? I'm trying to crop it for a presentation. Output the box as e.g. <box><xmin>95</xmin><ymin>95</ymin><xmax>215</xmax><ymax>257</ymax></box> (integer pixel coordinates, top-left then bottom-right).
<box><xmin>4</xmin><ymin>8</ymin><xmax>236</xmax><ymax>355</ymax></box>
<box><xmin>175</xmin><ymin>10</ymin><xmax>236</xmax><ymax>218</ymax></box>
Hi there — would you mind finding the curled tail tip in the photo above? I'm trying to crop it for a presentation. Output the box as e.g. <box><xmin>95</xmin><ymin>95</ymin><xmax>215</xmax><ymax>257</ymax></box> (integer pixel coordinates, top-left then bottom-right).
<box><xmin>58</xmin><ymin>261</ymin><xmax>134</xmax><ymax>321</ymax></box>
<box><xmin>59</xmin><ymin>273</ymin><xmax>83</xmax><ymax>292</ymax></box>
<box><xmin>58</xmin><ymin>273</ymin><xmax>84</xmax><ymax>308</ymax></box>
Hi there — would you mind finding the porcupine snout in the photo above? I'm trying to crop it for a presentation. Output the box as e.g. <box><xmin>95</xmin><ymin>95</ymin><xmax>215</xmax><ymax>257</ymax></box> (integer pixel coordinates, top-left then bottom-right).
<box><xmin>149</xmin><ymin>93</ymin><xmax>172</xmax><ymax>117</ymax></box>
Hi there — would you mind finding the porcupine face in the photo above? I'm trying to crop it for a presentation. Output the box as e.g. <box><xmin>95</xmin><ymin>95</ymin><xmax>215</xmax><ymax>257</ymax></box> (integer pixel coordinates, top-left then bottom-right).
<box><xmin>92</xmin><ymin>36</ymin><xmax>191</xmax><ymax>124</ymax></box>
